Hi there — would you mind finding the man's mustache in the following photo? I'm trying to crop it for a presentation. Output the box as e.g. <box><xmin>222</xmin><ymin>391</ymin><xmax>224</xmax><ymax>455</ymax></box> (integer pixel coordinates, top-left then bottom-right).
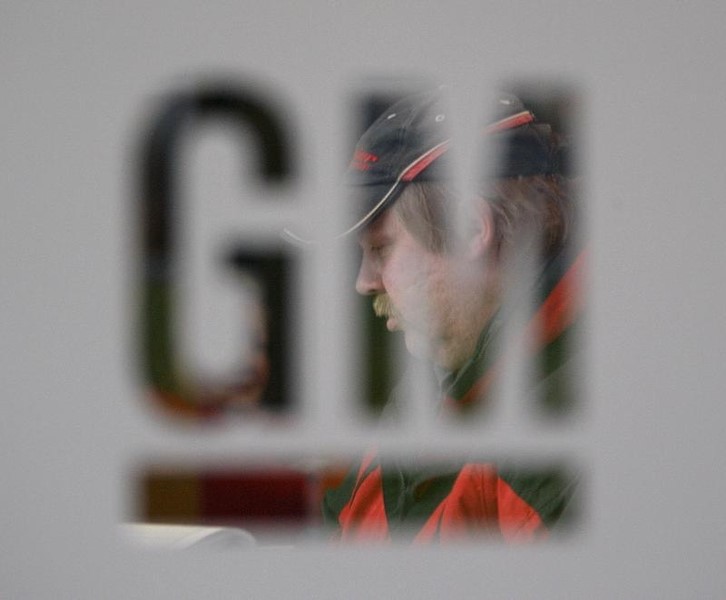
<box><xmin>373</xmin><ymin>294</ymin><xmax>397</xmax><ymax>319</ymax></box>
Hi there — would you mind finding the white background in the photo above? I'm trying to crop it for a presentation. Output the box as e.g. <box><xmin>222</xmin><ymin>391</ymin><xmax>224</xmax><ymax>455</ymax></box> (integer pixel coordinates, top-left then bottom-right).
<box><xmin>2</xmin><ymin>1</ymin><xmax>726</xmax><ymax>598</ymax></box>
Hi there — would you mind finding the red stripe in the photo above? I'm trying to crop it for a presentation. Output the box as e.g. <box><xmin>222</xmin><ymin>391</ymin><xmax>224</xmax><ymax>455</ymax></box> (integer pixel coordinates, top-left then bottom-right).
<box><xmin>337</xmin><ymin>454</ymin><xmax>390</xmax><ymax>542</ymax></box>
<box><xmin>399</xmin><ymin>111</ymin><xmax>533</xmax><ymax>183</ymax></box>
<box><xmin>484</xmin><ymin>111</ymin><xmax>535</xmax><ymax>134</ymax></box>
<box><xmin>401</xmin><ymin>142</ymin><xmax>450</xmax><ymax>182</ymax></box>
<box><xmin>497</xmin><ymin>479</ymin><xmax>547</xmax><ymax>541</ymax></box>
<box><xmin>532</xmin><ymin>249</ymin><xmax>586</xmax><ymax>347</ymax></box>
<box><xmin>451</xmin><ymin>249</ymin><xmax>586</xmax><ymax>408</ymax></box>
<box><xmin>414</xmin><ymin>464</ymin><xmax>499</xmax><ymax>542</ymax></box>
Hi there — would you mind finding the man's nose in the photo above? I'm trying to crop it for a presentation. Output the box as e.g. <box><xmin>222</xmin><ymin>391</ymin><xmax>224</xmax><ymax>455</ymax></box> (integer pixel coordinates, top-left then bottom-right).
<box><xmin>355</xmin><ymin>257</ymin><xmax>383</xmax><ymax>296</ymax></box>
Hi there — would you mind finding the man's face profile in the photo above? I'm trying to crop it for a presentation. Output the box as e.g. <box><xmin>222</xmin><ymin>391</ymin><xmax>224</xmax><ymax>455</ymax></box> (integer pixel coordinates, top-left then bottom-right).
<box><xmin>355</xmin><ymin>203</ymin><xmax>486</xmax><ymax>371</ymax></box>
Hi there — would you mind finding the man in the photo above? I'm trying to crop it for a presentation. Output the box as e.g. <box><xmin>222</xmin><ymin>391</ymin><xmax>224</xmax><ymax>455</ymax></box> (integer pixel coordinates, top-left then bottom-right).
<box><xmin>323</xmin><ymin>90</ymin><xmax>583</xmax><ymax>542</ymax></box>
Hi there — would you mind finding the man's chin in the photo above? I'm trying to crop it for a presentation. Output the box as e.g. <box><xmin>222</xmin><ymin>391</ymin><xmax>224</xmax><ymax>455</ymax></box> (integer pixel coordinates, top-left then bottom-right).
<box><xmin>403</xmin><ymin>331</ymin><xmax>463</xmax><ymax>371</ymax></box>
<box><xmin>403</xmin><ymin>330</ymin><xmax>436</xmax><ymax>363</ymax></box>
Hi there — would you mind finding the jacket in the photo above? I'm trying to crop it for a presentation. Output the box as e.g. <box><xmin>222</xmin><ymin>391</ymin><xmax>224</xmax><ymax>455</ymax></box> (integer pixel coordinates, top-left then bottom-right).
<box><xmin>323</xmin><ymin>249</ymin><xmax>585</xmax><ymax>542</ymax></box>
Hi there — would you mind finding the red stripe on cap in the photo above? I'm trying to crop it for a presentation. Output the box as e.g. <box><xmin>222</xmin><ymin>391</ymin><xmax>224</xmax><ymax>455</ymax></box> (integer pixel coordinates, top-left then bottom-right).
<box><xmin>401</xmin><ymin>141</ymin><xmax>450</xmax><ymax>182</ymax></box>
<box><xmin>399</xmin><ymin>111</ymin><xmax>533</xmax><ymax>184</ymax></box>
<box><xmin>484</xmin><ymin>110</ymin><xmax>535</xmax><ymax>134</ymax></box>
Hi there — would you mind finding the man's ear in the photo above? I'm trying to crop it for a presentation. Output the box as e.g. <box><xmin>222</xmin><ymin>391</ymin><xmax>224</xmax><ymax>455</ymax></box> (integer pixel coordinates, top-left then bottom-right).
<box><xmin>467</xmin><ymin>203</ymin><xmax>494</xmax><ymax>259</ymax></box>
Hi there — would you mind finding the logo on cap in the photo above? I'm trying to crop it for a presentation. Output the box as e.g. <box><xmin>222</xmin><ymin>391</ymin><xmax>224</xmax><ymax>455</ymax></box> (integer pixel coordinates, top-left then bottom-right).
<box><xmin>351</xmin><ymin>149</ymin><xmax>379</xmax><ymax>171</ymax></box>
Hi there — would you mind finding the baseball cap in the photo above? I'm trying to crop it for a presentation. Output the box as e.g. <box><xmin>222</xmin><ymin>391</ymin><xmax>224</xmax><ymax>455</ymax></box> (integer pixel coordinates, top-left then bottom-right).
<box><xmin>340</xmin><ymin>89</ymin><xmax>562</xmax><ymax>237</ymax></box>
<box><xmin>281</xmin><ymin>89</ymin><xmax>563</xmax><ymax>245</ymax></box>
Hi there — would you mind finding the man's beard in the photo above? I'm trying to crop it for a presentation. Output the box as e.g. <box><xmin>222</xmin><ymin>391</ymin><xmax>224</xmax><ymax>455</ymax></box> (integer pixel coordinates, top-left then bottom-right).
<box><xmin>373</xmin><ymin>294</ymin><xmax>398</xmax><ymax>320</ymax></box>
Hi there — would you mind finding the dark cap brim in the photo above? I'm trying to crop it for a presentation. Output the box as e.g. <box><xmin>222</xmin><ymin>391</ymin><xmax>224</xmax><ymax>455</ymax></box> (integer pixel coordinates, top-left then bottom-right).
<box><xmin>280</xmin><ymin>179</ymin><xmax>406</xmax><ymax>246</ymax></box>
<box><xmin>339</xmin><ymin>180</ymin><xmax>406</xmax><ymax>237</ymax></box>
